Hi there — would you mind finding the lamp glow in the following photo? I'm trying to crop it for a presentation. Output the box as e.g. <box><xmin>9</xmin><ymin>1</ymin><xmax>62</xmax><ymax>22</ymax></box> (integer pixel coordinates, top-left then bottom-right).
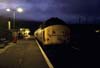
<box><xmin>6</xmin><ymin>8</ymin><xmax>11</xmax><ymax>12</ymax></box>
<box><xmin>17</xmin><ymin>8</ymin><xmax>23</xmax><ymax>13</ymax></box>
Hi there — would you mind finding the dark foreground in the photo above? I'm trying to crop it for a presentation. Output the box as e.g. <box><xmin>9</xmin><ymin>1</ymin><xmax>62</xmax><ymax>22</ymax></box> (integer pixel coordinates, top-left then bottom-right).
<box><xmin>40</xmin><ymin>43</ymin><xmax>80</xmax><ymax>68</ymax></box>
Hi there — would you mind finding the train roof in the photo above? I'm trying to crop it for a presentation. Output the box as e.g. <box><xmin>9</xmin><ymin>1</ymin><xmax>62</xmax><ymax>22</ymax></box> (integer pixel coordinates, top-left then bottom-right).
<box><xmin>40</xmin><ymin>17</ymin><xmax>67</xmax><ymax>28</ymax></box>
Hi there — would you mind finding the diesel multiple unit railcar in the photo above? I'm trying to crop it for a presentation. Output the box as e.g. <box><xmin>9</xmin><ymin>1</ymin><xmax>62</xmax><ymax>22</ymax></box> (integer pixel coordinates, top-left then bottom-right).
<box><xmin>34</xmin><ymin>17</ymin><xmax>70</xmax><ymax>45</ymax></box>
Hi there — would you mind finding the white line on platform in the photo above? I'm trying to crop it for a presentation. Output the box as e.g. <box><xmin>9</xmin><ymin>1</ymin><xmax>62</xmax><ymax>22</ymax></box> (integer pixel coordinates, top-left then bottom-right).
<box><xmin>0</xmin><ymin>43</ymin><xmax>15</xmax><ymax>54</ymax></box>
<box><xmin>35</xmin><ymin>40</ymin><xmax>54</xmax><ymax>68</ymax></box>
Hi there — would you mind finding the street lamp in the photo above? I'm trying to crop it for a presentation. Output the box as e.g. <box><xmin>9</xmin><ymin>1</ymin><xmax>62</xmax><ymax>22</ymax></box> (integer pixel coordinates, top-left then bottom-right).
<box><xmin>17</xmin><ymin>8</ymin><xmax>23</xmax><ymax>13</ymax></box>
<box><xmin>6</xmin><ymin>8</ymin><xmax>11</xmax><ymax>12</ymax></box>
<box><xmin>6</xmin><ymin>8</ymin><xmax>23</xmax><ymax>29</ymax></box>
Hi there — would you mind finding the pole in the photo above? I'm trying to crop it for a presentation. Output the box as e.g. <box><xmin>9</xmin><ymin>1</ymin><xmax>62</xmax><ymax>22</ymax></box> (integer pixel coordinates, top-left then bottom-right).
<box><xmin>13</xmin><ymin>11</ymin><xmax>16</xmax><ymax>29</ymax></box>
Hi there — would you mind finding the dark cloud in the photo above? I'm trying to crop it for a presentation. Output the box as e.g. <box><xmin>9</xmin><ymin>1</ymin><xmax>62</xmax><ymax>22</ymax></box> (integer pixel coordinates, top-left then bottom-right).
<box><xmin>0</xmin><ymin>0</ymin><xmax>100</xmax><ymax>23</ymax></box>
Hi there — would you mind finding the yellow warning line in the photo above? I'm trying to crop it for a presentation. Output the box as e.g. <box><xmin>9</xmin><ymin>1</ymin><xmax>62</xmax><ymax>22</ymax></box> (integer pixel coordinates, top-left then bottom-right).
<box><xmin>35</xmin><ymin>40</ymin><xmax>54</xmax><ymax>68</ymax></box>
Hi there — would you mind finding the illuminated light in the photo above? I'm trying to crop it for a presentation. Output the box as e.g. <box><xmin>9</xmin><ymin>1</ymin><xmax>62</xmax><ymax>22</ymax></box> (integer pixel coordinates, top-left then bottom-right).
<box><xmin>6</xmin><ymin>8</ymin><xmax>11</xmax><ymax>12</ymax></box>
<box><xmin>96</xmin><ymin>30</ymin><xmax>100</xmax><ymax>33</ymax></box>
<box><xmin>6</xmin><ymin>8</ymin><xmax>23</xmax><ymax>13</ymax></box>
<box><xmin>25</xmin><ymin>30</ymin><xmax>30</xmax><ymax>34</ymax></box>
<box><xmin>17</xmin><ymin>8</ymin><xmax>23</xmax><ymax>13</ymax></box>
<box><xmin>20</xmin><ymin>28</ymin><xmax>23</xmax><ymax>31</ymax></box>
<box><xmin>8</xmin><ymin>21</ymin><xmax>11</xmax><ymax>30</ymax></box>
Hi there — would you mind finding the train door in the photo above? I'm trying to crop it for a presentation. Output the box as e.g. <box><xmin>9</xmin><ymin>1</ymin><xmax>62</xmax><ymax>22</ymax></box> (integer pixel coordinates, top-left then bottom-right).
<box><xmin>42</xmin><ymin>30</ymin><xmax>45</xmax><ymax>42</ymax></box>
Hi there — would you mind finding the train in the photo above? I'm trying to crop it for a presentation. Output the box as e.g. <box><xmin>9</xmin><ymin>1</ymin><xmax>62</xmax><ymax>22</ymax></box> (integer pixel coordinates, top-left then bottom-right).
<box><xmin>34</xmin><ymin>17</ymin><xmax>70</xmax><ymax>45</ymax></box>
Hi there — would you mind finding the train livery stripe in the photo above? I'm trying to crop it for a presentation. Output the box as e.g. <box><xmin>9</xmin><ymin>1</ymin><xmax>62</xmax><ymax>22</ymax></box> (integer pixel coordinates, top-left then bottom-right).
<box><xmin>35</xmin><ymin>40</ymin><xmax>54</xmax><ymax>68</ymax></box>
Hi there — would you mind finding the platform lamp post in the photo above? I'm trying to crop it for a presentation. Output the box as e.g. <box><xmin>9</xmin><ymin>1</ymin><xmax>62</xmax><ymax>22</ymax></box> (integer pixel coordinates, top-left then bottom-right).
<box><xmin>6</xmin><ymin>8</ymin><xmax>23</xmax><ymax>30</ymax></box>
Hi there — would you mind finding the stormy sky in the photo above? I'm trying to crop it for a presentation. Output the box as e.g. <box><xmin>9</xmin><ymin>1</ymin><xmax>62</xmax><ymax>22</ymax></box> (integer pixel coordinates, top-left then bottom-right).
<box><xmin>0</xmin><ymin>0</ymin><xmax>100</xmax><ymax>23</ymax></box>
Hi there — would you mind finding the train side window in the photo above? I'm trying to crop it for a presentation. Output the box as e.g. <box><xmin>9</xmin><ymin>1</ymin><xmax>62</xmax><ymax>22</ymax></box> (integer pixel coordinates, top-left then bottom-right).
<box><xmin>47</xmin><ymin>38</ymin><xmax>49</xmax><ymax>41</ymax></box>
<box><xmin>62</xmin><ymin>31</ymin><xmax>64</xmax><ymax>34</ymax></box>
<box><xmin>62</xmin><ymin>31</ymin><xmax>66</xmax><ymax>36</ymax></box>
<box><xmin>60</xmin><ymin>31</ymin><xmax>64</xmax><ymax>34</ymax></box>
<box><xmin>52</xmin><ymin>31</ymin><xmax>56</xmax><ymax>34</ymax></box>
